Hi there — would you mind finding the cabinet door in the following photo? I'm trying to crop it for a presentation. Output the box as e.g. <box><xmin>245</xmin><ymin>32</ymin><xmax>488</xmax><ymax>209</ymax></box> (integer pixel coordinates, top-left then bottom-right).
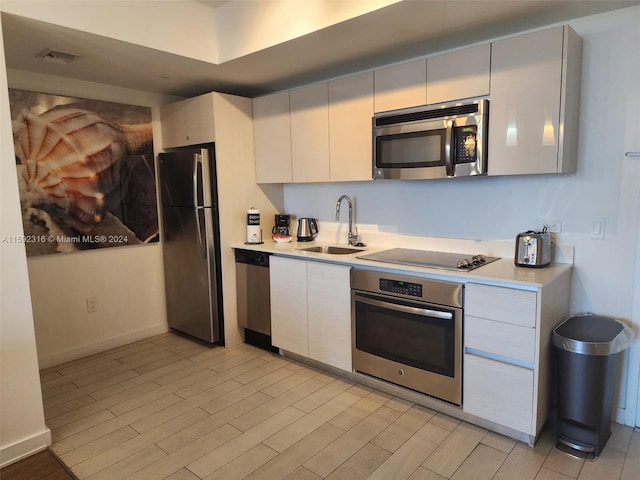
<box><xmin>464</xmin><ymin>353</ymin><xmax>534</xmax><ymax>434</ymax></box>
<box><xmin>269</xmin><ymin>256</ymin><xmax>308</xmax><ymax>356</ymax></box>
<box><xmin>253</xmin><ymin>91</ymin><xmax>292</xmax><ymax>183</ymax></box>
<box><xmin>329</xmin><ymin>72</ymin><xmax>374</xmax><ymax>182</ymax></box>
<box><xmin>160</xmin><ymin>93</ymin><xmax>216</xmax><ymax>148</ymax></box>
<box><xmin>488</xmin><ymin>27</ymin><xmax>564</xmax><ymax>175</ymax></box>
<box><xmin>307</xmin><ymin>262</ymin><xmax>352</xmax><ymax>371</ymax></box>
<box><xmin>374</xmin><ymin>59</ymin><xmax>427</xmax><ymax>112</ymax></box>
<box><xmin>426</xmin><ymin>44</ymin><xmax>490</xmax><ymax>104</ymax></box>
<box><xmin>290</xmin><ymin>83</ymin><xmax>330</xmax><ymax>183</ymax></box>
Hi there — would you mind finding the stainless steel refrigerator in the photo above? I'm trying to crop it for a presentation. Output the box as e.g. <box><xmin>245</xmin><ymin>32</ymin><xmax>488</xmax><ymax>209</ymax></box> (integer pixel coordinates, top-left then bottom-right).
<box><xmin>158</xmin><ymin>145</ymin><xmax>223</xmax><ymax>344</ymax></box>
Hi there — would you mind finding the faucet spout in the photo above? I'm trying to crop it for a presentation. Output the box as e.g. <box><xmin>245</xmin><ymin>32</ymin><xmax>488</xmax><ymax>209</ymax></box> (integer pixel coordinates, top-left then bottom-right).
<box><xmin>335</xmin><ymin>195</ymin><xmax>358</xmax><ymax>246</ymax></box>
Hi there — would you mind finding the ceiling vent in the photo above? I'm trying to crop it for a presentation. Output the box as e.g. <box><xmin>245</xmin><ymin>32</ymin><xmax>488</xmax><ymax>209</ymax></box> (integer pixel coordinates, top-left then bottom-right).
<box><xmin>35</xmin><ymin>48</ymin><xmax>81</xmax><ymax>64</ymax></box>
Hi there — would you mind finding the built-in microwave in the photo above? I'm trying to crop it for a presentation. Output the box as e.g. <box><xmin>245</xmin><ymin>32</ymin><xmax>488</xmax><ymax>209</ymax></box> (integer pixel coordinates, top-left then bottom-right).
<box><xmin>373</xmin><ymin>97</ymin><xmax>489</xmax><ymax>180</ymax></box>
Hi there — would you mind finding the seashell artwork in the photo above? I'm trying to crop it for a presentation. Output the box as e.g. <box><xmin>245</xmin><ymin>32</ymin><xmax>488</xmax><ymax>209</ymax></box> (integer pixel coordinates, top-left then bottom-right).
<box><xmin>9</xmin><ymin>89</ymin><xmax>159</xmax><ymax>256</ymax></box>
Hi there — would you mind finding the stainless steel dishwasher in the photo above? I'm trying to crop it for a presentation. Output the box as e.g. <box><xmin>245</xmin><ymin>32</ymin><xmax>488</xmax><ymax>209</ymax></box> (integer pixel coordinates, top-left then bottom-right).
<box><xmin>234</xmin><ymin>249</ymin><xmax>275</xmax><ymax>351</ymax></box>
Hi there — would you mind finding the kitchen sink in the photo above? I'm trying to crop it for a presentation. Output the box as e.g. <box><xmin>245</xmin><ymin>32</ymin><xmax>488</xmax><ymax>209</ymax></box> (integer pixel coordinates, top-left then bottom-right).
<box><xmin>298</xmin><ymin>246</ymin><xmax>364</xmax><ymax>255</ymax></box>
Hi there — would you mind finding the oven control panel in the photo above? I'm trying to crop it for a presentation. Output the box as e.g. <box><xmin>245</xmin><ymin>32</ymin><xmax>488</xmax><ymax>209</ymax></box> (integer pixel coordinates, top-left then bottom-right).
<box><xmin>379</xmin><ymin>278</ymin><xmax>422</xmax><ymax>297</ymax></box>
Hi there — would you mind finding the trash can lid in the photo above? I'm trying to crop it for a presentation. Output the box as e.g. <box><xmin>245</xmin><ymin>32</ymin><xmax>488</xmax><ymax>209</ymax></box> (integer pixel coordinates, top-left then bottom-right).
<box><xmin>552</xmin><ymin>313</ymin><xmax>635</xmax><ymax>356</ymax></box>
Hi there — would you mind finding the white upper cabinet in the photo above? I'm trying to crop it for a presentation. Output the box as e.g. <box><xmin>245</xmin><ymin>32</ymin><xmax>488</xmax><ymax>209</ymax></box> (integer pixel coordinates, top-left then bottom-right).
<box><xmin>373</xmin><ymin>45</ymin><xmax>490</xmax><ymax>113</ymax></box>
<box><xmin>374</xmin><ymin>59</ymin><xmax>427</xmax><ymax>112</ymax></box>
<box><xmin>426</xmin><ymin>44</ymin><xmax>490</xmax><ymax>104</ymax></box>
<box><xmin>329</xmin><ymin>72</ymin><xmax>374</xmax><ymax>182</ymax></box>
<box><xmin>160</xmin><ymin>93</ymin><xmax>216</xmax><ymax>148</ymax></box>
<box><xmin>488</xmin><ymin>26</ymin><xmax>582</xmax><ymax>176</ymax></box>
<box><xmin>253</xmin><ymin>91</ymin><xmax>292</xmax><ymax>184</ymax></box>
<box><xmin>252</xmin><ymin>25</ymin><xmax>582</xmax><ymax>183</ymax></box>
<box><xmin>290</xmin><ymin>83</ymin><xmax>330</xmax><ymax>183</ymax></box>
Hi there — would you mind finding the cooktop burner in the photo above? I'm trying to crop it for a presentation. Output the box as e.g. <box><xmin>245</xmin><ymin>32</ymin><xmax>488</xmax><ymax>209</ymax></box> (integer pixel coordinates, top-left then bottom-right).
<box><xmin>357</xmin><ymin>248</ymin><xmax>500</xmax><ymax>271</ymax></box>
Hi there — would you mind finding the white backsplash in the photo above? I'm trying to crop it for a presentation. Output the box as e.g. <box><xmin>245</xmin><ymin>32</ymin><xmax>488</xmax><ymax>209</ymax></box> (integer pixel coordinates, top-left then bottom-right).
<box><xmin>309</xmin><ymin>220</ymin><xmax>574</xmax><ymax>265</ymax></box>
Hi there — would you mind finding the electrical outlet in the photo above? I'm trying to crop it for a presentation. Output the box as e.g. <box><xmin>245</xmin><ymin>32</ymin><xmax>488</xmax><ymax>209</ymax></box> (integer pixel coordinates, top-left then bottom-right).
<box><xmin>543</xmin><ymin>220</ymin><xmax>562</xmax><ymax>233</ymax></box>
<box><xmin>86</xmin><ymin>297</ymin><xmax>97</xmax><ymax>313</ymax></box>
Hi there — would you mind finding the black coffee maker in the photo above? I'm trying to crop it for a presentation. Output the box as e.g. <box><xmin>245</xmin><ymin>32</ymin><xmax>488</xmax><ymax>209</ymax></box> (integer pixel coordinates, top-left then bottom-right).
<box><xmin>272</xmin><ymin>214</ymin><xmax>291</xmax><ymax>236</ymax></box>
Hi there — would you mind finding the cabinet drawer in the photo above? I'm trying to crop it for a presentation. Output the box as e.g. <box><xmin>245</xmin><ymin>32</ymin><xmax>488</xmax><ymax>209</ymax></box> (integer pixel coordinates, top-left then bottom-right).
<box><xmin>463</xmin><ymin>354</ymin><xmax>534</xmax><ymax>434</ymax></box>
<box><xmin>465</xmin><ymin>315</ymin><xmax>535</xmax><ymax>365</ymax></box>
<box><xmin>465</xmin><ymin>284</ymin><xmax>537</xmax><ymax>327</ymax></box>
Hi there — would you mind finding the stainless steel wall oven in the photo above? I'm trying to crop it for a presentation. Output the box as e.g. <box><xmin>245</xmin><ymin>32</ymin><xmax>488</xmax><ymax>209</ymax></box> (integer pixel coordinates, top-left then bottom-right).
<box><xmin>351</xmin><ymin>269</ymin><xmax>463</xmax><ymax>405</ymax></box>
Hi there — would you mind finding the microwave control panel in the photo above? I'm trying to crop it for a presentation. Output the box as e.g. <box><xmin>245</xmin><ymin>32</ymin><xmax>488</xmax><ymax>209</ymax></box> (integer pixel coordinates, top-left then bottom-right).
<box><xmin>454</xmin><ymin>126</ymin><xmax>478</xmax><ymax>164</ymax></box>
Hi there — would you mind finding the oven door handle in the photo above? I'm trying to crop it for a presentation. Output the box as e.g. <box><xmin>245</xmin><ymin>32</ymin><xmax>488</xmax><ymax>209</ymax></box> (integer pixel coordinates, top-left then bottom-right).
<box><xmin>354</xmin><ymin>292</ymin><xmax>454</xmax><ymax>320</ymax></box>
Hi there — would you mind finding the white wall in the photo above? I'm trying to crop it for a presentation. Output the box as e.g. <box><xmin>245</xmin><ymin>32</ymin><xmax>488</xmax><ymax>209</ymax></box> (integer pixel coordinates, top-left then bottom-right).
<box><xmin>6</xmin><ymin>69</ymin><xmax>182</xmax><ymax>368</ymax></box>
<box><xmin>215</xmin><ymin>0</ymin><xmax>399</xmax><ymax>62</ymax></box>
<box><xmin>0</xmin><ymin>22</ymin><xmax>51</xmax><ymax>468</ymax></box>
<box><xmin>283</xmin><ymin>6</ymin><xmax>640</xmax><ymax>422</ymax></box>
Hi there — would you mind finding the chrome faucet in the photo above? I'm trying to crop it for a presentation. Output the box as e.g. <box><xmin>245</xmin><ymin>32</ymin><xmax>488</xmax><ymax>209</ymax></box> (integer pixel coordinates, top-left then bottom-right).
<box><xmin>335</xmin><ymin>194</ymin><xmax>359</xmax><ymax>246</ymax></box>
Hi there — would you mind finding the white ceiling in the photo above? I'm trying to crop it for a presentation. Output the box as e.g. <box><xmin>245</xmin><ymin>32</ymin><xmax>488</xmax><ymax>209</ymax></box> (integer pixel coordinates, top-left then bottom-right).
<box><xmin>2</xmin><ymin>0</ymin><xmax>638</xmax><ymax>98</ymax></box>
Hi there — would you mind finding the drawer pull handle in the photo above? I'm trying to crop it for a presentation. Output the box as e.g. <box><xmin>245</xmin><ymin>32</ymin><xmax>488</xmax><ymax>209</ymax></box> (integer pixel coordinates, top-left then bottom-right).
<box><xmin>465</xmin><ymin>347</ymin><xmax>534</xmax><ymax>370</ymax></box>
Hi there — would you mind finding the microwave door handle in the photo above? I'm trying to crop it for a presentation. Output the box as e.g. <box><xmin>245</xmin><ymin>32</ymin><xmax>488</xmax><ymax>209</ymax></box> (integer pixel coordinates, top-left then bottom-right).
<box><xmin>445</xmin><ymin>120</ymin><xmax>455</xmax><ymax>177</ymax></box>
<box><xmin>355</xmin><ymin>293</ymin><xmax>453</xmax><ymax>320</ymax></box>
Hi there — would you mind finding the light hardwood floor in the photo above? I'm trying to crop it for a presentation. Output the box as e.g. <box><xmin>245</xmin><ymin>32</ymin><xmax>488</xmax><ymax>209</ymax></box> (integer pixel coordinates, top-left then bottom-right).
<box><xmin>40</xmin><ymin>332</ymin><xmax>639</xmax><ymax>480</ymax></box>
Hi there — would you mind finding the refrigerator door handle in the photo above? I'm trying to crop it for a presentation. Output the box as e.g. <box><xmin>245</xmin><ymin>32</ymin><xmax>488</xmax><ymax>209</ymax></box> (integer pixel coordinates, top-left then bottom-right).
<box><xmin>193</xmin><ymin>153</ymin><xmax>203</xmax><ymax>207</ymax></box>
<box><xmin>195</xmin><ymin>207</ymin><xmax>207</xmax><ymax>259</ymax></box>
<box><xmin>193</xmin><ymin>155</ymin><xmax>206</xmax><ymax>259</ymax></box>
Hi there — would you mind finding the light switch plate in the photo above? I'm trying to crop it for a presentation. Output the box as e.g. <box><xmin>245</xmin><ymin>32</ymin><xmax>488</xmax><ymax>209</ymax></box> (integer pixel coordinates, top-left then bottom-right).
<box><xmin>590</xmin><ymin>216</ymin><xmax>606</xmax><ymax>240</ymax></box>
<box><xmin>86</xmin><ymin>297</ymin><xmax>97</xmax><ymax>313</ymax></box>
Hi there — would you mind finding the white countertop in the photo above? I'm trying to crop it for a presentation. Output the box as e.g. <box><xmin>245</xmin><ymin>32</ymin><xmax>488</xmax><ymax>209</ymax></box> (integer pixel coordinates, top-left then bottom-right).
<box><xmin>232</xmin><ymin>238</ymin><xmax>572</xmax><ymax>289</ymax></box>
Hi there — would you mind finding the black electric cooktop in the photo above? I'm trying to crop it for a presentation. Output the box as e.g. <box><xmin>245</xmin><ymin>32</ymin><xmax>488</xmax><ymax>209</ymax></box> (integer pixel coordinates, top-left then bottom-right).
<box><xmin>357</xmin><ymin>248</ymin><xmax>500</xmax><ymax>272</ymax></box>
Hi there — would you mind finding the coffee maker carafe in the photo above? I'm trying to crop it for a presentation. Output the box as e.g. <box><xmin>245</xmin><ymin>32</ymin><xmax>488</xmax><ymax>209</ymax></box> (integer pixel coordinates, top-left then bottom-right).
<box><xmin>272</xmin><ymin>214</ymin><xmax>291</xmax><ymax>236</ymax></box>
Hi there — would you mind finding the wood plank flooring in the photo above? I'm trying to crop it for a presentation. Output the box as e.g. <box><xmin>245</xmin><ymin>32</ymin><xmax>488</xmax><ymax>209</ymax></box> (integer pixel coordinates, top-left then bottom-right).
<box><xmin>39</xmin><ymin>332</ymin><xmax>639</xmax><ymax>480</ymax></box>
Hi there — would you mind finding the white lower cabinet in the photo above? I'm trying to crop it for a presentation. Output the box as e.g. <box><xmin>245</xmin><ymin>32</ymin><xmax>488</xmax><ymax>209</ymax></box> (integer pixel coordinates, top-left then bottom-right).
<box><xmin>307</xmin><ymin>262</ymin><xmax>352</xmax><ymax>371</ymax></box>
<box><xmin>269</xmin><ymin>256</ymin><xmax>308</xmax><ymax>357</ymax></box>
<box><xmin>464</xmin><ymin>354</ymin><xmax>534</xmax><ymax>434</ymax></box>
<box><xmin>463</xmin><ymin>275</ymin><xmax>571</xmax><ymax>442</ymax></box>
<box><xmin>270</xmin><ymin>256</ymin><xmax>352</xmax><ymax>371</ymax></box>
<box><xmin>269</xmin><ymin>259</ymin><xmax>571</xmax><ymax>443</ymax></box>
<box><xmin>463</xmin><ymin>283</ymin><xmax>538</xmax><ymax>436</ymax></box>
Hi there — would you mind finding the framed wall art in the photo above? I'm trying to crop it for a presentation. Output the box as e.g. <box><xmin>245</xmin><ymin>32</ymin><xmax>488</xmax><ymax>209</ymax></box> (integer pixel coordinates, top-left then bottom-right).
<box><xmin>8</xmin><ymin>89</ymin><xmax>159</xmax><ymax>256</ymax></box>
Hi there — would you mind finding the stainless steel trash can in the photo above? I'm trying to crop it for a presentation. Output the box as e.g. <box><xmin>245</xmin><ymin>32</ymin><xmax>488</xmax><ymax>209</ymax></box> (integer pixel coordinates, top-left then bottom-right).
<box><xmin>552</xmin><ymin>313</ymin><xmax>634</xmax><ymax>460</ymax></box>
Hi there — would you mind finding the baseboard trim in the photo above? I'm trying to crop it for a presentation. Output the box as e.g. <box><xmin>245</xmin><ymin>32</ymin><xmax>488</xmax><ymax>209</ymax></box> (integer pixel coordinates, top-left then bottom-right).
<box><xmin>614</xmin><ymin>406</ymin><xmax>627</xmax><ymax>426</ymax></box>
<box><xmin>0</xmin><ymin>427</ymin><xmax>52</xmax><ymax>468</ymax></box>
<box><xmin>37</xmin><ymin>324</ymin><xmax>168</xmax><ymax>369</ymax></box>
